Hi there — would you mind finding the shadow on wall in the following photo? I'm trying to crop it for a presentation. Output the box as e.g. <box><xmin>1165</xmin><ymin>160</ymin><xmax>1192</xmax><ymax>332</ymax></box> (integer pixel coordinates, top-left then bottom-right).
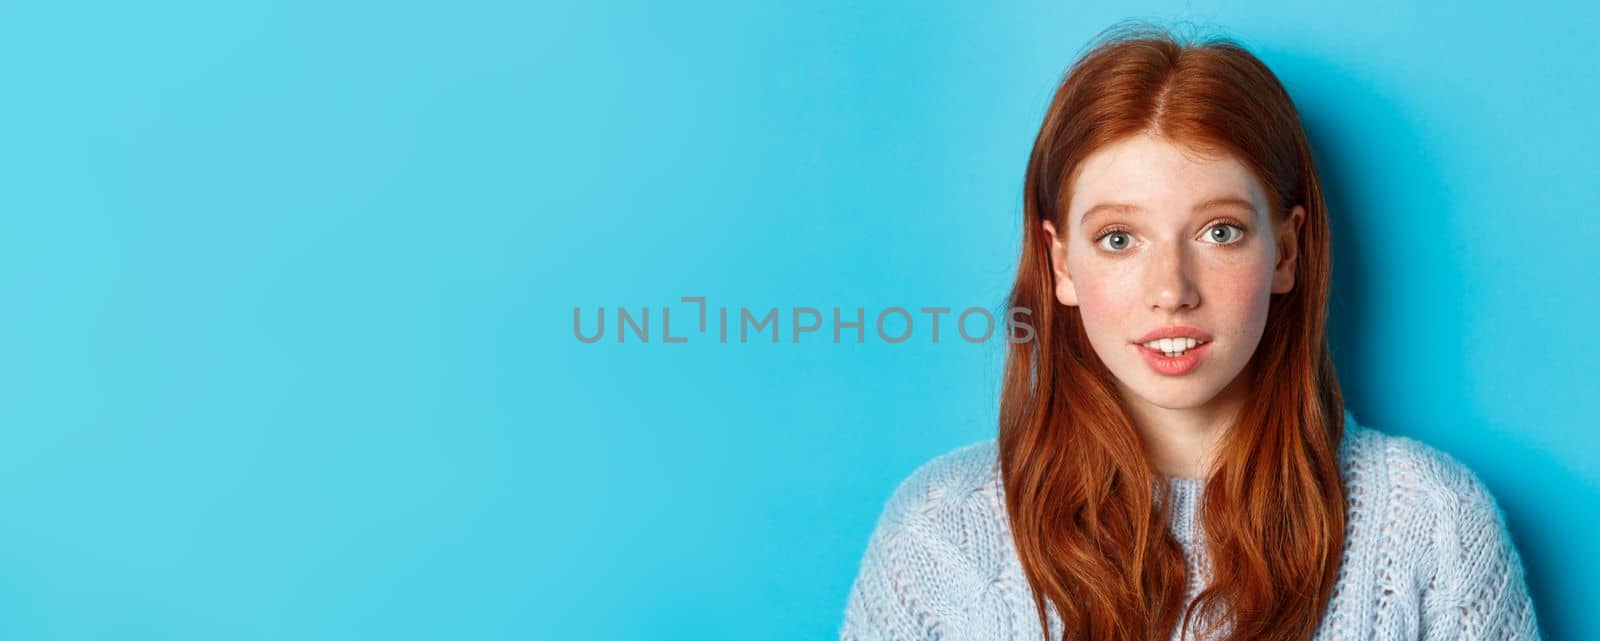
<box><xmin>1280</xmin><ymin>48</ymin><xmax>1590</xmax><ymax>639</ymax></box>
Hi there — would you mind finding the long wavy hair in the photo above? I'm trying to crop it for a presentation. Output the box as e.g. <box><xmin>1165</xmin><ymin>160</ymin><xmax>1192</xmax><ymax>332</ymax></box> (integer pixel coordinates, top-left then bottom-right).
<box><xmin>998</xmin><ymin>23</ymin><xmax>1347</xmax><ymax>641</ymax></box>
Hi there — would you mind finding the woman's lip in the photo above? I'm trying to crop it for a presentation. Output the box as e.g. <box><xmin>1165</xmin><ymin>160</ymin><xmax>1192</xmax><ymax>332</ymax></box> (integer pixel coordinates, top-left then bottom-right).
<box><xmin>1136</xmin><ymin>340</ymin><xmax>1211</xmax><ymax>376</ymax></box>
<box><xmin>1132</xmin><ymin>326</ymin><xmax>1213</xmax><ymax>344</ymax></box>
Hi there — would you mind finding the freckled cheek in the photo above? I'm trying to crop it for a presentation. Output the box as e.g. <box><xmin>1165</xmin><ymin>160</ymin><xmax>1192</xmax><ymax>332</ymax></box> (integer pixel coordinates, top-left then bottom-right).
<box><xmin>1068</xmin><ymin>261</ymin><xmax>1127</xmax><ymax>305</ymax></box>
<box><xmin>1202</xmin><ymin>261</ymin><xmax>1276</xmax><ymax>327</ymax></box>
<box><xmin>1068</xmin><ymin>266</ymin><xmax>1141</xmax><ymax>336</ymax></box>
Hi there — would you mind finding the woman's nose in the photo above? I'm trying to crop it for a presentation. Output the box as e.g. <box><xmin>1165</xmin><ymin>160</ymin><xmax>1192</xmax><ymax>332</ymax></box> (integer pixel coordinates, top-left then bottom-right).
<box><xmin>1146</xmin><ymin>242</ymin><xmax>1200</xmax><ymax>312</ymax></box>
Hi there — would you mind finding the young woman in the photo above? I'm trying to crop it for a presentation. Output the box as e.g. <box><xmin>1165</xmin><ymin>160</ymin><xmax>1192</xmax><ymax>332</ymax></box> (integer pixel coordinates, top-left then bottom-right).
<box><xmin>838</xmin><ymin>24</ymin><xmax>1542</xmax><ymax>641</ymax></box>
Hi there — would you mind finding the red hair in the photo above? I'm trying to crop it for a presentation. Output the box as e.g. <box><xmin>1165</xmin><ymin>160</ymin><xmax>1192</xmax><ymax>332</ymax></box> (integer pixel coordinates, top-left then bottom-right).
<box><xmin>999</xmin><ymin>23</ymin><xmax>1347</xmax><ymax>641</ymax></box>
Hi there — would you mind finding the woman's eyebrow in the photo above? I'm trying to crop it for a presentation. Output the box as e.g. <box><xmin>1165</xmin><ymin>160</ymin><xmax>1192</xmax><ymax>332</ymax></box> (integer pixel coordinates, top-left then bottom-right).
<box><xmin>1193</xmin><ymin>196</ymin><xmax>1257</xmax><ymax>215</ymax></box>
<box><xmin>1078</xmin><ymin>195</ymin><xmax>1256</xmax><ymax>228</ymax></box>
<box><xmin>1078</xmin><ymin>202</ymin><xmax>1140</xmax><ymax>228</ymax></box>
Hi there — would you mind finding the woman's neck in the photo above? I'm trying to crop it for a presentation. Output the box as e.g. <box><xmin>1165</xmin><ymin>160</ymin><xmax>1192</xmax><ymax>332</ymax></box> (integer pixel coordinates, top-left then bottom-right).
<box><xmin>1119</xmin><ymin>377</ymin><xmax>1250</xmax><ymax>480</ymax></box>
<box><xmin>1133</xmin><ymin>409</ymin><xmax>1230</xmax><ymax>479</ymax></box>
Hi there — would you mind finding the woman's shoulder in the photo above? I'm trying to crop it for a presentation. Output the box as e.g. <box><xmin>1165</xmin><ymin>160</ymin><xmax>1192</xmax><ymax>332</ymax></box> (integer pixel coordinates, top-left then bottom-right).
<box><xmin>1342</xmin><ymin>409</ymin><xmax>1508</xmax><ymax>516</ymax></box>
<box><xmin>1342</xmin><ymin>411</ymin><xmax>1542</xmax><ymax>637</ymax></box>
<box><xmin>862</xmin><ymin>438</ymin><xmax>1012</xmax><ymax>567</ymax></box>
<box><xmin>903</xmin><ymin>438</ymin><xmax>1000</xmax><ymax>490</ymax></box>
<box><xmin>873</xmin><ymin>438</ymin><xmax>1003</xmax><ymax>531</ymax></box>
<box><xmin>843</xmin><ymin>437</ymin><xmax>1027</xmax><ymax>639</ymax></box>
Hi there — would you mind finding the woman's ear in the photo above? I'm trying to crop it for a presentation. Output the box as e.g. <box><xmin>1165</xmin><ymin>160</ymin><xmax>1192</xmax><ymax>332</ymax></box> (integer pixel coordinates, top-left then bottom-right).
<box><xmin>1271</xmin><ymin>205</ymin><xmax>1306</xmax><ymax>294</ymax></box>
<box><xmin>1040</xmin><ymin>220</ymin><xmax>1079</xmax><ymax>306</ymax></box>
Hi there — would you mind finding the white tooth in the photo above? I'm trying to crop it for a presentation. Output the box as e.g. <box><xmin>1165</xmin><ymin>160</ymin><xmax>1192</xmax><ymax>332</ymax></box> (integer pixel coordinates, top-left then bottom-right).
<box><xmin>1152</xmin><ymin>336</ymin><xmax>1203</xmax><ymax>358</ymax></box>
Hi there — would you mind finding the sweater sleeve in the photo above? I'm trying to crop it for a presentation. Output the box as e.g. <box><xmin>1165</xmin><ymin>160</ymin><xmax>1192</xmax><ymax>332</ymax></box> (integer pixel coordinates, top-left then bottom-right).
<box><xmin>1418</xmin><ymin>454</ymin><xmax>1542</xmax><ymax>641</ymax></box>
<box><xmin>838</xmin><ymin>461</ymin><xmax>969</xmax><ymax>641</ymax></box>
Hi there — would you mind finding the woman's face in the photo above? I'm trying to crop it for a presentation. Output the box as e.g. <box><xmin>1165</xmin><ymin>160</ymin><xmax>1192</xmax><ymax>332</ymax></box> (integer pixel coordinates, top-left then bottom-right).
<box><xmin>1041</xmin><ymin>132</ymin><xmax>1304</xmax><ymax>414</ymax></box>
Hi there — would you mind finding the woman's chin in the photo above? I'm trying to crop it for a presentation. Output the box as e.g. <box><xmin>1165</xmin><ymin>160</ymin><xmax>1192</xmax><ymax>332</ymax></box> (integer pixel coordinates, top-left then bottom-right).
<box><xmin>1120</xmin><ymin>377</ymin><xmax>1227</xmax><ymax>411</ymax></box>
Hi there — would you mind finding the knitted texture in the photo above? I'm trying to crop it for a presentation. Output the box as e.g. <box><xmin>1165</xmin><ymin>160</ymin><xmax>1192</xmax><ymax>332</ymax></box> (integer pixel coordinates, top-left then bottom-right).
<box><xmin>838</xmin><ymin>410</ymin><xmax>1542</xmax><ymax>640</ymax></box>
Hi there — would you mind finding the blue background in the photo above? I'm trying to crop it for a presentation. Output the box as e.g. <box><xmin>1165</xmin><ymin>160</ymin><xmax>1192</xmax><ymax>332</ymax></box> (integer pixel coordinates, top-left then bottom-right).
<box><xmin>2</xmin><ymin>1</ymin><xmax>1595</xmax><ymax>639</ymax></box>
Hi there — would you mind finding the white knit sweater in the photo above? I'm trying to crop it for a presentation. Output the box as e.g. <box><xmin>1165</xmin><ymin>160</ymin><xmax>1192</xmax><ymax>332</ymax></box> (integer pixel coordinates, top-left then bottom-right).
<box><xmin>838</xmin><ymin>410</ymin><xmax>1542</xmax><ymax>640</ymax></box>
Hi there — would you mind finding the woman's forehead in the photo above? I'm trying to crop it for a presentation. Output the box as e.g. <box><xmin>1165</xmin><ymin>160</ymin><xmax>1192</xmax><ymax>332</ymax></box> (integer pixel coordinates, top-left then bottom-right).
<box><xmin>1067</xmin><ymin>134</ymin><xmax>1268</xmax><ymax>223</ymax></box>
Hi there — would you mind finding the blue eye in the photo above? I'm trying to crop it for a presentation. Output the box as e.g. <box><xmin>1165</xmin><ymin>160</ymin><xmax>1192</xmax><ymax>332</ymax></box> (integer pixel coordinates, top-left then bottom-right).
<box><xmin>1204</xmin><ymin>223</ymin><xmax>1246</xmax><ymax>245</ymax></box>
<box><xmin>1096</xmin><ymin>230</ymin><xmax>1133</xmax><ymax>252</ymax></box>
